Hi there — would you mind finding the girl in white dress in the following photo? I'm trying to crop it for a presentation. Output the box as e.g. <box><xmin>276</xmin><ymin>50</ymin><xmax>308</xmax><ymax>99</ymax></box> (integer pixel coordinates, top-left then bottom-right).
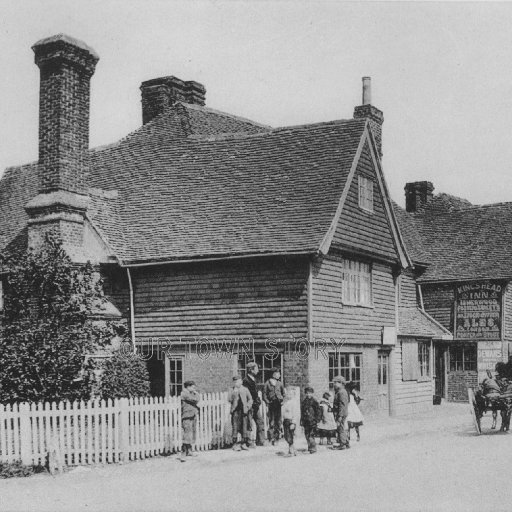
<box><xmin>346</xmin><ymin>383</ymin><xmax>364</xmax><ymax>441</ymax></box>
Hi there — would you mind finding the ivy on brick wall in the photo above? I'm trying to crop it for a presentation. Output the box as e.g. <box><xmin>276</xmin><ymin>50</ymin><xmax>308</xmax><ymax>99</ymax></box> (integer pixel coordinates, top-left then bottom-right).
<box><xmin>0</xmin><ymin>235</ymin><xmax>115</xmax><ymax>403</ymax></box>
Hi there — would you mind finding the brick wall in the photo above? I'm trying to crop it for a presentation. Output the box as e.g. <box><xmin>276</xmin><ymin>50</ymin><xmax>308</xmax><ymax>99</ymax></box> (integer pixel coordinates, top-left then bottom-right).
<box><xmin>283</xmin><ymin>351</ymin><xmax>309</xmax><ymax>392</ymax></box>
<box><xmin>447</xmin><ymin>371</ymin><xmax>478</xmax><ymax>402</ymax></box>
<box><xmin>183</xmin><ymin>352</ymin><xmax>236</xmax><ymax>393</ymax></box>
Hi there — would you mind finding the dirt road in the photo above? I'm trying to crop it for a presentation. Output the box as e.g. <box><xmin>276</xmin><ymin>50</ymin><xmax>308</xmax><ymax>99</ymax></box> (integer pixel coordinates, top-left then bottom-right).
<box><xmin>0</xmin><ymin>403</ymin><xmax>509</xmax><ymax>512</ymax></box>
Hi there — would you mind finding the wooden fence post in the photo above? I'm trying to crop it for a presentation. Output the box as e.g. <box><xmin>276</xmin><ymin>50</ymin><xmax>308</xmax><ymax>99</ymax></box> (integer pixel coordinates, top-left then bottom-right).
<box><xmin>118</xmin><ymin>398</ymin><xmax>129</xmax><ymax>463</ymax></box>
<box><xmin>19</xmin><ymin>402</ymin><xmax>32</xmax><ymax>465</ymax></box>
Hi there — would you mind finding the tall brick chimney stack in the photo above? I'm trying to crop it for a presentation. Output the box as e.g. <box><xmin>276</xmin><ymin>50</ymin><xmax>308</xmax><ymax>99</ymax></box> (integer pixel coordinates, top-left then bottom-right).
<box><xmin>140</xmin><ymin>76</ymin><xmax>206</xmax><ymax>124</ymax></box>
<box><xmin>25</xmin><ymin>34</ymin><xmax>99</xmax><ymax>253</ymax></box>
<box><xmin>353</xmin><ymin>77</ymin><xmax>384</xmax><ymax>158</ymax></box>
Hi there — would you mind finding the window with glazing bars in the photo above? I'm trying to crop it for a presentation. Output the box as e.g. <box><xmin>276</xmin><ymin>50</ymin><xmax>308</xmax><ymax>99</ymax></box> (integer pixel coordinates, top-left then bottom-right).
<box><xmin>168</xmin><ymin>357</ymin><xmax>183</xmax><ymax>397</ymax></box>
<box><xmin>358</xmin><ymin>175</ymin><xmax>374</xmax><ymax>212</ymax></box>
<box><xmin>329</xmin><ymin>353</ymin><xmax>361</xmax><ymax>389</ymax></box>
<box><xmin>341</xmin><ymin>259</ymin><xmax>372</xmax><ymax>306</ymax></box>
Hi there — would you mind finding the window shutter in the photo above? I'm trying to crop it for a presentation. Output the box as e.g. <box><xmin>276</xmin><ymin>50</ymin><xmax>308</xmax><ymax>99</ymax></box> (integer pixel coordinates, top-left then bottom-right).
<box><xmin>402</xmin><ymin>340</ymin><xmax>419</xmax><ymax>381</ymax></box>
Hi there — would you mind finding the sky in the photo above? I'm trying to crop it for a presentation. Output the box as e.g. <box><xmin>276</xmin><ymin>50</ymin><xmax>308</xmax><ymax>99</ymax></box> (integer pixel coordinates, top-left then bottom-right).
<box><xmin>1</xmin><ymin>0</ymin><xmax>512</xmax><ymax>207</ymax></box>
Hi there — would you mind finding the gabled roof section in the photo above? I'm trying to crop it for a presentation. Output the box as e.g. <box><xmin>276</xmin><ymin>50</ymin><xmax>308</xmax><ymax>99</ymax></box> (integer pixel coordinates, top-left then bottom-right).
<box><xmin>320</xmin><ymin>125</ymin><xmax>411</xmax><ymax>268</ymax></box>
<box><xmin>395</xmin><ymin>198</ymin><xmax>512</xmax><ymax>282</ymax></box>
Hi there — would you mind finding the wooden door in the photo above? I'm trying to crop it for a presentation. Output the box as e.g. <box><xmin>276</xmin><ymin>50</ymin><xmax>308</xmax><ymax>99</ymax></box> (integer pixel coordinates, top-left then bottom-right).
<box><xmin>434</xmin><ymin>345</ymin><xmax>445</xmax><ymax>400</ymax></box>
<box><xmin>377</xmin><ymin>351</ymin><xmax>389</xmax><ymax>411</ymax></box>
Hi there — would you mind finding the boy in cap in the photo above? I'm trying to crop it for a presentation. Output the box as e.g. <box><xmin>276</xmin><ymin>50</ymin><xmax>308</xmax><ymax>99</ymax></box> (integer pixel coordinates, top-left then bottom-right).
<box><xmin>180</xmin><ymin>380</ymin><xmax>200</xmax><ymax>460</ymax></box>
<box><xmin>300</xmin><ymin>386</ymin><xmax>321</xmax><ymax>454</ymax></box>
<box><xmin>263</xmin><ymin>368</ymin><xmax>285</xmax><ymax>445</ymax></box>
<box><xmin>332</xmin><ymin>375</ymin><xmax>350</xmax><ymax>450</ymax></box>
<box><xmin>228</xmin><ymin>374</ymin><xmax>253</xmax><ymax>451</ymax></box>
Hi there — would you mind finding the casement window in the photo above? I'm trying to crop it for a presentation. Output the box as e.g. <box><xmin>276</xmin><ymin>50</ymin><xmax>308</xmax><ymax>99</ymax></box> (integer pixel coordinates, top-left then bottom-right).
<box><xmin>418</xmin><ymin>341</ymin><xmax>430</xmax><ymax>378</ymax></box>
<box><xmin>0</xmin><ymin>280</ymin><xmax>3</xmax><ymax>311</ymax></box>
<box><xmin>449</xmin><ymin>345</ymin><xmax>477</xmax><ymax>372</ymax></box>
<box><xmin>378</xmin><ymin>351</ymin><xmax>389</xmax><ymax>388</ymax></box>
<box><xmin>341</xmin><ymin>259</ymin><xmax>372</xmax><ymax>306</ymax></box>
<box><xmin>329</xmin><ymin>352</ymin><xmax>361</xmax><ymax>388</ymax></box>
<box><xmin>358</xmin><ymin>175</ymin><xmax>374</xmax><ymax>212</ymax></box>
<box><xmin>168</xmin><ymin>356</ymin><xmax>184</xmax><ymax>397</ymax></box>
<box><xmin>238</xmin><ymin>352</ymin><xmax>283</xmax><ymax>389</ymax></box>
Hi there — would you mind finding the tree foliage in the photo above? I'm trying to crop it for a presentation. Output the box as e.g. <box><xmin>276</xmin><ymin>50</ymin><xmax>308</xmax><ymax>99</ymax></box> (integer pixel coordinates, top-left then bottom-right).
<box><xmin>95</xmin><ymin>350</ymin><xmax>151</xmax><ymax>400</ymax></box>
<box><xmin>0</xmin><ymin>236</ymin><xmax>115</xmax><ymax>403</ymax></box>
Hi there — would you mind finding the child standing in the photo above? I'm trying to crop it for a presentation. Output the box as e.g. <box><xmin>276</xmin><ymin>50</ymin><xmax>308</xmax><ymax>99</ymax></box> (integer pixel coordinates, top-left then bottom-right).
<box><xmin>317</xmin><ymin>392</ymin><xmax>337</xmax><ymax>445</ymax></box>
<box><xmin>281</xmin><ymin>388</ymin><xmax>300</xmax><ymax>456</ymax></box>
<box><xmin>180</xmin><ymin>380</ymin><xmax>200</xmax><ymax>460</ymax></box>
<box><xmin>228</xmin><ymin>375</ymin><xmax>253</xmax><ymax>451</ymax></box>
<box><xmin>300</xmin><ymin>387</ymin><xmax>321</xmax><ymax>454</ymax></box>
<box><xmin>346</xmin><ymin>382</ymin><xmax>364</xmax><ymax>442</ymax></box>
<box><xmin>263</xmin><ymin>368</ymin><xmax>285</xmax><ymax>445</ymax></box>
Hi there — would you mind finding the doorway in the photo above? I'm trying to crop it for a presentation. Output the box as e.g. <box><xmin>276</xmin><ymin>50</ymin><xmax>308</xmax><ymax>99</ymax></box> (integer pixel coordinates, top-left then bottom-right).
<box><xmin>434</xmin><ymin>344</ymin><xmax>446</xmax><ymax>402</ymax></box>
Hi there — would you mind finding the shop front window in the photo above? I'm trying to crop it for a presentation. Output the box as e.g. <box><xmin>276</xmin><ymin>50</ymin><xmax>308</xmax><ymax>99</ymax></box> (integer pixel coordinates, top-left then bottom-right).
<box><xmin>449</xmin><ymin>345</ymin><xmax>477</xmax><ymax>372</ymax></box>
<box><xmin>238</xmin><ymin>352</ymin><xmax>283</xmax><ymax>389</ymax></box>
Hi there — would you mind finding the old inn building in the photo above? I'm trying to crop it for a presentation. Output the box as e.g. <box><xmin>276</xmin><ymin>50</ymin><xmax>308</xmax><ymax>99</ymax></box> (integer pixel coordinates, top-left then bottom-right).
<box><xmin>1</xmin><ymin>34</ymin><xmax>506</xmax><ymax>416</ymax></box>
<box><xmin>395</xmin><ymin>183</ymin><xmax>512</xmax><ymax>402</ymax></box>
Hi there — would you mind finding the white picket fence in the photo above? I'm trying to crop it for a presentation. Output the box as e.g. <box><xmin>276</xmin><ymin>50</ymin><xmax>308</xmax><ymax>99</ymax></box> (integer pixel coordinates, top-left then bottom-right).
<box><xmin>0</xmin><ymin>392</ymin><xmax>273</xmax><ymax>467</ymax></box>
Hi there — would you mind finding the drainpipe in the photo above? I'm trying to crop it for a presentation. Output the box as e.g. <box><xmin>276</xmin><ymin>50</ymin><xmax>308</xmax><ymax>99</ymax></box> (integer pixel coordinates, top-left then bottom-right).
<box><xmin>126</xmin><ymin>267</ymin><xmax>136</xmax><ymax>353</ymax></box>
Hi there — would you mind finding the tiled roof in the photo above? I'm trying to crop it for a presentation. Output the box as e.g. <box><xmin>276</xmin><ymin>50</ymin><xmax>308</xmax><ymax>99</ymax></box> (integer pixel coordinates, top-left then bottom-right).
<box><xmin>0</xmin><ymin>102</ymin><xmax>368</xmax><ymax>264</ymax></box>
<box><xmin>398</xmin><ymin>307</ymin><xmax>451</xmax><ymax>338</ymax></box>
<box><xmin>0</xmin><ymin>163</ymin><xmax>38</xmax><ymax>256</ymax></box>
<box><xmin>395</xmin><ymin>199</ymin><xmax>512</xmax><ymax>282</ymax></box>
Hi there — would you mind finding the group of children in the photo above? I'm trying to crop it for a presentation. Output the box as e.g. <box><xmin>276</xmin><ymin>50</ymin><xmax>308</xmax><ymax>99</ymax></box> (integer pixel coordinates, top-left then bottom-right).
<box><xmin>179</xmin><ymin>374</ymin><xmax>364</xmax><ymax>459</ymax></box>
<box><xmin>181</xmin><ymin>372</ymin><xmax>363</xmax><ymax>461</ymax></box>
<box><xmin>283</xmin><ymin>378</ymin><xmax>364</xmax><ymax>456</ymax></box>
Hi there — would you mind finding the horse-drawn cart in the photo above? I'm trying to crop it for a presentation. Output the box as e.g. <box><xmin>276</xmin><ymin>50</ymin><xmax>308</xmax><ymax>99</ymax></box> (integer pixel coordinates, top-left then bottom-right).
<box><xmin>468</xmin><ymin>386</ymin><xmax>512</xmax><ymax>434</ymax></box>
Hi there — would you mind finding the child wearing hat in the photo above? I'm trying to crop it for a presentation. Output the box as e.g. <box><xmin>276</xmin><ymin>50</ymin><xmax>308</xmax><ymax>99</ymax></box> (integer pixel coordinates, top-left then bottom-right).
<box><xmin>332</xmin><ymin>375</ymin><xmax>350</xmax><ymax>450</ymax></box>
<box><xmin>300</xmin><ymin>386</ymin><xmax>321</xmax><ymax>454</ymax></box>
<box><xmin>180</xmin><ymin>380</ymin><xmax>200</xmax><ymax>460</ymax></box>
<box><xmin>263</xmin><ymin>368</ymin><xmax>286</xmax><ymax>445</ymax></box>
<box><xmin>281</xmin><ymin>387</ymin><xmax>300</xmax><ymax>456</ymax></box>
<box><xmin>228</xmin><ymin>374</ymin><xmax>253</xmax><ymax>451</ymax></box>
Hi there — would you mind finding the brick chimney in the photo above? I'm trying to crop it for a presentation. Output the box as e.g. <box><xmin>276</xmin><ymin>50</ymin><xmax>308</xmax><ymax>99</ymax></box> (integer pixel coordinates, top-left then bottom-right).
<box><xmin>140</xmin><ymin>76</ymin><xmax>206</xmax><ymax>124</ymax></box>
<box><xmin>405</xmin><ymin>181</ymin><xmax>434</xmax><ymax>212</ymax></box>
<box><xmin>25</xmin><ymin>34</ymin><xmax>99</xmax><ymax>252</ymax></box>
<box><xmin>353</xmin><ymin>77</ymin><xmax>384</xmax><ymax>158</ymax></box>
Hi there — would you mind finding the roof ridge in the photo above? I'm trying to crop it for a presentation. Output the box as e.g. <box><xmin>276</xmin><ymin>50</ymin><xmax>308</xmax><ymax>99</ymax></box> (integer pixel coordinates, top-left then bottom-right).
<box><xmin>179</xmin><ymin>102</ymin><xmax>272</xmax><ymax>130</ymax></box>
<box><xmin>188</xmin><ymin>117</ymin><xmax>365</xmax><ymax>142</ymax></box>
<box><xmin>415</xmin><ymin>200</ymin><xmax>512</xmax><ymax>218</ymax></box>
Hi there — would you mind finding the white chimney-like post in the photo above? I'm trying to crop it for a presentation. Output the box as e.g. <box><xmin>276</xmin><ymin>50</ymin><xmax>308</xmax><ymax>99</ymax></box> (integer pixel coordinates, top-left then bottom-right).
<box><xmin>362</xmin><ymin>76</ymin><xmax>372</xmax><ymax>105</ymax></box>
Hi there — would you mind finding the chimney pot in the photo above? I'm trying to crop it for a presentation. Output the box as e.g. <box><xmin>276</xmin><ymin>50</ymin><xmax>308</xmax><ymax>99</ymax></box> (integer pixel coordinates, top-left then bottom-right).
<box><xmin>362</xmin><ymin>76</ymin><xmax>371</xmax><ymax>105</ymax></box>
<box><xmin>354</xmin><ymin>76</ymin><xmax>384</xmax><ymax>158</ymax></box>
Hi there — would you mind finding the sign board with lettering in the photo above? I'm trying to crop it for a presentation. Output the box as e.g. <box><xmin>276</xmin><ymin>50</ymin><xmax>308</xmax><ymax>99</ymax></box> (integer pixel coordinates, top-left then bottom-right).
<box><xmin>477</xmin><ymin>341</ymin><xmax>503</xmax><ymax>375</ymax></box>
<box><xmin>455</xmin><ymin>282</ymin><xmax>502</xmax><ymax>341</ymax></box>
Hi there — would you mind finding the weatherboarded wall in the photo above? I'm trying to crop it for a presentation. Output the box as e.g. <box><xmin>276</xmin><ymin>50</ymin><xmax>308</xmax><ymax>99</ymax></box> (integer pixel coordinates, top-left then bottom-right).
<box><xmin>394</xmin><ymin>338</ymin><xmax>433</xmax><ymax>415</ymax></box>
<box><xmin>311</xmin><ymin>253</ymin><xmax>396</xmax><ymax>344</ymax></box>
<box><xmin>131</xmin><ymin>256</ymin><xmax>309</xmax><ymax>342</ymax></box>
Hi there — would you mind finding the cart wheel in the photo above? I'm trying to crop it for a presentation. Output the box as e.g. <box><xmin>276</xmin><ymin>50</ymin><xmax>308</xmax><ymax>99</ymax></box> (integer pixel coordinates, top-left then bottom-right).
<box><xmin>468</xmin><ymin>388</ymin><xmax>482</xmax><ymax>435</ymax></box>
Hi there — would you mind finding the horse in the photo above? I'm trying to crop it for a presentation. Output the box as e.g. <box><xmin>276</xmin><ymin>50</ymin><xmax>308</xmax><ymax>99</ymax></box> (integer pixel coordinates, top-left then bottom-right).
<box><xmin>473</xmin><ymin>381</ymin><xmax>512</xmax><ymax>432</ymax></box>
